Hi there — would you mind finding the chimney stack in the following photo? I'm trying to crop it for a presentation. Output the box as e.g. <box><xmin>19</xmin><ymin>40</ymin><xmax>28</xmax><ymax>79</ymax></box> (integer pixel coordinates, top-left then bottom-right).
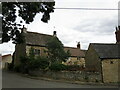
<box><xmin>53</xmin><ymin>31</ymin><xmax>57</xmax><ymax>37</ymax></box>
<box><xmin>77</xmin><ymin>42</ymin><xmax>80</xmax><ymax>49</ymax></box>
<box><xmin>115</xmin><ymin>26</ymin><xmax>120</xmax><ymax>43</ymax></box>
<box><xmin>21</xmin><ymin>25</ymin><xmax>27</xmax><ymax>33</ymax></box>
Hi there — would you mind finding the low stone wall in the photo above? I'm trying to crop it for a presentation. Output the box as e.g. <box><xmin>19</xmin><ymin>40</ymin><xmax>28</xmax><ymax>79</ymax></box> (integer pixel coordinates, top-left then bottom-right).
<box><xmin>29</xmin><ymin>70</ymin><xmax>102</xmax><ymax>83</ymax></box>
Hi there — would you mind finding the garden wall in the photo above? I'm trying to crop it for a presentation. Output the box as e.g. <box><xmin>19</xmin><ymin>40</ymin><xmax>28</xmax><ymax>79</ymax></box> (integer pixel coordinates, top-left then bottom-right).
<box><xmin>29</xmin><ymin>70</ymin><xmax>102</xmax><ymax>83</ymax></box>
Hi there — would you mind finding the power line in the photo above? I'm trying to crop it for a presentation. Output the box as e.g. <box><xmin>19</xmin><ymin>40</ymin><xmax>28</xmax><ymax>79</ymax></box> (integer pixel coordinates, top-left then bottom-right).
<box><xmin>55</xmin><ymin>7</ymin><xmax>120</xmax><ymax>10</ymax></box>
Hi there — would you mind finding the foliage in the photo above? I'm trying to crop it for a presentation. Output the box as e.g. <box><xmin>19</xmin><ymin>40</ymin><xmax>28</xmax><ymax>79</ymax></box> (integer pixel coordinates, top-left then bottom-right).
<box><xmin>32</xmin><ymin>56</ymin><xmax>49</xmax><ymax>70</ymax></box>
<box><xmin>14</xmin><ymin>64</ymin><xmax>21</xmax><ymax>72</ymax></box>
<box><xmin>2</xmin><ymin>2</ymin><xmax>55</xmax><ymax>43</ymax></box>
<box><xmin>29</xmin><ymin>47</ymin><xmax>35</xmax><ymax>59</ymax></box>
<box><xmin>46</xmin><ymin>37</ymin><xmax>70</xmax><ymax>63</ymax></box>
<box><xmin>18</xmin><ymin>47</ymin><xmax>50</xmax><ymax>73</ymax></box>
<box><xmin>49</xmin><ymin>62</ymin><xmax>67</xmax><ymax>71</ymax></box>
<box><xmin>8</xmin><ymin>63</ymin><xmax>14</xmax><ymax>71</ymax></box>
<box><xmin>19</xmin><ymin>56</ymin><xmax>30</xmax><ymax>73</ymax></box>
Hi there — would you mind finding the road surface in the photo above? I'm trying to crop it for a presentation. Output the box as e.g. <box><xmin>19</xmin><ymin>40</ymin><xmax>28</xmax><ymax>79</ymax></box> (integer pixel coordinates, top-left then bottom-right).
<box><xmin>1</xmin><ymin>71</ymin><xmax>119</xmax><ymax>88</ymax></box>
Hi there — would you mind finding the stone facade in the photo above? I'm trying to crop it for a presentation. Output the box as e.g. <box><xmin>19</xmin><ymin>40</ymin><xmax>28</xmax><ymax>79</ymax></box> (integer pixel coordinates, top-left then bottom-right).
<box><xmin>2</xmin><ymin>54</ymin><xmax>12</xmax><ymax>69</ymax></box>
<box><xmin>102</xmin><ymin>59</ymin><xmax>120</xmax><ymax>83</ymax></box>
<box><xmin>65</xmin><ymin>57</ymin><xmax>85</xmax><ymax>67</ymax></box>
<box><xmin>14</xmin><ymin>43</ymin><xmax>26</xmax><ymax>66</ymax></box>
<box><xmin>85</xmin><ymin>44</ymin><xmax>102</xmax><ymax>72</ymax></box>
<box><xmin>14</xmin><ymin>30</ymin><xmax>86</xmax><ymax>67</ymax></box>
<box><xmin>14</xmin><ymin>44</ymin><xmax>48</xmax><ymax>66</ymax></box>
<box><xmin>64</xmin><ymin>47</ymin><xmax>85</xmax><ymax>66</ymax></box>
<box><xmin>26</xmin><ymin>45</ymin><xmax>47</xmax><ymax>57</ymax></box>
<box><xmin>85</xmin><ymin>43</ymin><xmax>120</xmax><ymax>83</ymax></box>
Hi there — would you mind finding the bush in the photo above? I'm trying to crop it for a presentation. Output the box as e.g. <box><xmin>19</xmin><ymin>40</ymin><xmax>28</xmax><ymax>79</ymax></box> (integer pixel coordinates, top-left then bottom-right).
<box><xmin>8</xmin><ymin>63</ymin><xmax>14</xmax><ymax>71</ymax></box>
<box><xmin>19</xmin><ymin>56</ymin><xmax>50</xmax><ymax>73</ymax></box>
<box><xmin>33</xmin><ymin>56</ymin><xmax>49</xmax><ymax>70</ymax></box>
<box><xmin>49</xmin><ymin>62</ymin><xmax>67</xmax><ymax>71</ymax></box>
<box><xmin>13</xmin><ymin>64</ymin><xmax>21</xmax><ymax>72</ymax></box>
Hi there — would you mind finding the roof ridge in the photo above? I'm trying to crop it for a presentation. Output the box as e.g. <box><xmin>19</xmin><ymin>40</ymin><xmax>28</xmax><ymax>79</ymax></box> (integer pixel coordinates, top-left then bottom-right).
<box><xmin>27</xmin><ymin>31</ymin><xmax>53</xmax><ymax>37</ymax></box>
<box><xmin>90</xmin><ymin>43</ymin><xmax>116</xmax><ymax>45</ymax></box>
<box><xmin>2</xmin><ymin>54</ymin><xmax>11</xmax><ymax>57</ymax></box>
<box><xmin>64</xmin><ymin>46</ymin><xmax>78</xmax><ymax>49</ymax></box>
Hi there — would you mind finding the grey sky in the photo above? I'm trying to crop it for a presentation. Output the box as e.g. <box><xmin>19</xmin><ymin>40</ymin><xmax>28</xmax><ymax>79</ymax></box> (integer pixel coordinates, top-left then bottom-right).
<box><xmin>0</xmin><ymin>0</ymin><xmax>119</xmax><ymax>55</ymax></box>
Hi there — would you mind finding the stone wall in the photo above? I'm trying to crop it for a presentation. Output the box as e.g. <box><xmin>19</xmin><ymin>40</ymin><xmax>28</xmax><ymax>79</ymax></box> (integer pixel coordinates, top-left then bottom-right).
<box><xmin>85</xmin><ymin>45</ymin><xmax>102</xmax><ymax>72</ymax></box>
<box><xmin>29</xmin><ymin>70</ymin><xmax>102</xmax><ymax>83</ymax></box>
<box><xmin>2</xmin><ymin>55</ymin><xmax>12</xmax><ymax>69</ymax></box>
<box><xmin>102</xmin><ymin>59</ymin><xmax>120</xmax><ymax>83</ymax></box>
<box><xmin>14</xmin><ymin>43</ymin><xmax>26</xmax><ymax>66</ymax></box>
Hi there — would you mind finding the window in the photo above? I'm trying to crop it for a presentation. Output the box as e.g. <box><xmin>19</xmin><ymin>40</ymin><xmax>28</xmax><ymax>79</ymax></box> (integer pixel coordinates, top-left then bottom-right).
<box><xmin>110</xmin><ymin>61</ymin><xmax>114</xmax><ymax>64</ymax></box>
<box><xmin>77</xmin><ymin>57</ymin><xmax>80</xmax><ymax>60</ymax></box>
<box><xmin>34</xmin><ymin>49</ymin><xmax>40</xmax><ymax>55</ymax></box>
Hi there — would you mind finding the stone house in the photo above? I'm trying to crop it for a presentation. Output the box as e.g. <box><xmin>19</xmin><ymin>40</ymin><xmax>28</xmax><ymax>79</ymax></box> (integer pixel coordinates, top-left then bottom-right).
<box><xmin>64</xmin><ymin>45</ymin><xmax>85</xmax><ymax>67</ymax></box>
<box><xmin>85</xmin><ymin>43</ymin><xmax>120</xmax><ymax>83</ymax></box>
<box><xmin>14</xmin><ymin>28</ymin><xmax>55</xmax><ymax>66</ymax></box>
<box><xmin>14</xmin><ymin>27</ymin><xmax>85</xmax><ymax>67</ymax></box>
<box><xmin>1</xmin><ymin>54</ymin><xmax>12</xmax><ymax>69</ymax></box>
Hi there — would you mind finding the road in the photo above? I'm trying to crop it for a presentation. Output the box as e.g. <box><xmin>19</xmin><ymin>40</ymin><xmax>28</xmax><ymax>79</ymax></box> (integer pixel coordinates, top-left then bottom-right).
<box><xmin>1</xmin><ymin>71</ymin><xmax>119</xmax><ymax>88</ymax></box>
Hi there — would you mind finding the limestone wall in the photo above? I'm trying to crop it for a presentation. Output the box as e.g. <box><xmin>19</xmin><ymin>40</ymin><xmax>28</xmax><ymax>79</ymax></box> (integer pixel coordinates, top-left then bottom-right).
<box><xmin>102</xmin><ymin>59</ymin><xmax>120</xmax><ymax>83</ymax></box>
<box><xmin>14</xmin><ymin>43</ymin><xmax>26</xmax><ymax>66</ymax></box>
<box><xmin>2</xmin><ymin>55</ymin><xmax>12</xmax><ymax>69</ymax></box>
<box><xmin>29</xmin><ymin>70</ymin><xmax>102</xmax><ymax>83</ymax></box>
<box><xmin>85</xmin><ymin>45</ymin><xmax>102</xmax><ymax>72</ymax></box>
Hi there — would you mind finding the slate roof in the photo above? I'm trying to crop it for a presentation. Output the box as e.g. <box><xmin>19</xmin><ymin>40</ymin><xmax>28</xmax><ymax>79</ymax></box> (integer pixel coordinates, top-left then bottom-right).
<box><xmin>25</xmin><ymin>31</ymin><xmax>54</xmax><ymax>46</ymax></box>
<box><xmin>24</xmin><ymin>31</ymin><xmax>85</xmax><ymax>57</ymax></box>
<box><xmin>64</xmin><ymin>47</ymin><xmax>85</xmax><ymax>57</ymax></box>
<box><xmin>91</xmin><ymin>43</ymin><xmax>120</xmax><ymax>59</ymax></box>
<box><xmin>2</xmin><ymin>54</ymin><xmax>11</xmax><ymax>58</ymax></box>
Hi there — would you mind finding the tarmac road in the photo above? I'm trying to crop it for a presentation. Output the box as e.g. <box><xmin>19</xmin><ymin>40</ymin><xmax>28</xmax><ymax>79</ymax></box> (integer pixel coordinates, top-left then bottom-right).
<box><xmin>1</xmin><ymin>70</ymin><xmax>119</xmax><ymax>88</ymax></box>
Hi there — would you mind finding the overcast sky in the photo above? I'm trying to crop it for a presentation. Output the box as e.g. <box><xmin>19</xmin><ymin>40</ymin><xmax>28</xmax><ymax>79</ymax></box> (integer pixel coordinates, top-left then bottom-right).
<box><xmin>0</xmin><ymin>0</ymin><xmax>119</xmax><ymax>55</ymax></box>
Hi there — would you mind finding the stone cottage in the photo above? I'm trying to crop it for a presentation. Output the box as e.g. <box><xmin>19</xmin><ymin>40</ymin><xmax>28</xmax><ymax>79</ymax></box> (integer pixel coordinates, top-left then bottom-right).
<box><xmin>14</xmin><ymin>27</ymin><xmax>55</xmax><ymax>66</ymax></box>
<box><xmin>64</xmin><ymin>44</ymin><xmax>85</xmax><ymax>67</ymax></box>
<box><xmin>1</xmin><ymin>54</ymin><xmax>12</xmax><ymax>69</ymax></box>
<box><xmin>14</xmin><ymin>27</ymin><xmax>85</xmax><ymax>67</ymax></box>
<box><xmin>85</xmin><ymin>43</ymin><xmax>120</xmax><ymax>83</ymax></box>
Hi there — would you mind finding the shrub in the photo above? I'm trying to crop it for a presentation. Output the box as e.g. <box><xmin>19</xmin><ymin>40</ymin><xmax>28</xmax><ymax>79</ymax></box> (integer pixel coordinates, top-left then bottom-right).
<box><xmin>33</xmin><ymin>56</ymin><xmax>49</xmax><ymax>70</ymax></box>
<box><xmin>13</xmin><ymin>64</ymin><xmax>21</xmax><ymax>72</ymax></box>
<box><xmin>49</xmin><ymin>62</ymin><xmax>67</xmax><ymax>71</ymax></box>
<box><xmin>19</xmin><ymin>56</ymin><xmax>50</xmax><ymax>73</ymax></box>
<box><xmin>8</xmin><ymin>63</ymin><xmax>14</xmax><ymax>71</ymax></box>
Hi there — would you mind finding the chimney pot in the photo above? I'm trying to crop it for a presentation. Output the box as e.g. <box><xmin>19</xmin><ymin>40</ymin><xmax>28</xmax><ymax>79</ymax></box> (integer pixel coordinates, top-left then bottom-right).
<box><xmin>115</xmin><ymin>26</ymin><xmax>120</xmax><ymax>43</ymax></box>
<box><xmin>77</xmin><ymin>42</ymin><xmax>80</xmax><ymax>49</ymax></box>
<box><xmin>53</xmin><ymin>31</ymin><xmax>57</xmax><ymax>37</ymax></box>
<box><xmin>21</xmin><ymin>25</ymin><xmax>27</xmax><ymax>33</ymax></box>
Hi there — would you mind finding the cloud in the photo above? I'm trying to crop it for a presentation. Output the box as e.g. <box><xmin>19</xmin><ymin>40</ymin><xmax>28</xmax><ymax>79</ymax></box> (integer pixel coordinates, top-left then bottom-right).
<box><xmin>73</xmin><ymin>13</ymin><xmax>118</xmax><ymax>36</ymax></box>
<box><xmin>0</xmin><ymin>0</ymin><xmax>119</xmax><ymax>54</ymax></box>
<box><xmin>0</xmin><ymin>41</ymin><xmax>15</xmax><ymax>55</ymax></box>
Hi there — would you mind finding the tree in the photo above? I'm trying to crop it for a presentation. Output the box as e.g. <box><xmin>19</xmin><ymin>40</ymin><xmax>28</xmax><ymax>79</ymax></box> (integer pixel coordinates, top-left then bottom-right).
<box><xmin>46</xmin><ymin>37</ymin><xmax>70</xmax><ymax>64</ymax></box>
<box><xmin>2</xmin><ymin>2</ymin><xmax>55</xmax><ymax>43</ymax></box>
